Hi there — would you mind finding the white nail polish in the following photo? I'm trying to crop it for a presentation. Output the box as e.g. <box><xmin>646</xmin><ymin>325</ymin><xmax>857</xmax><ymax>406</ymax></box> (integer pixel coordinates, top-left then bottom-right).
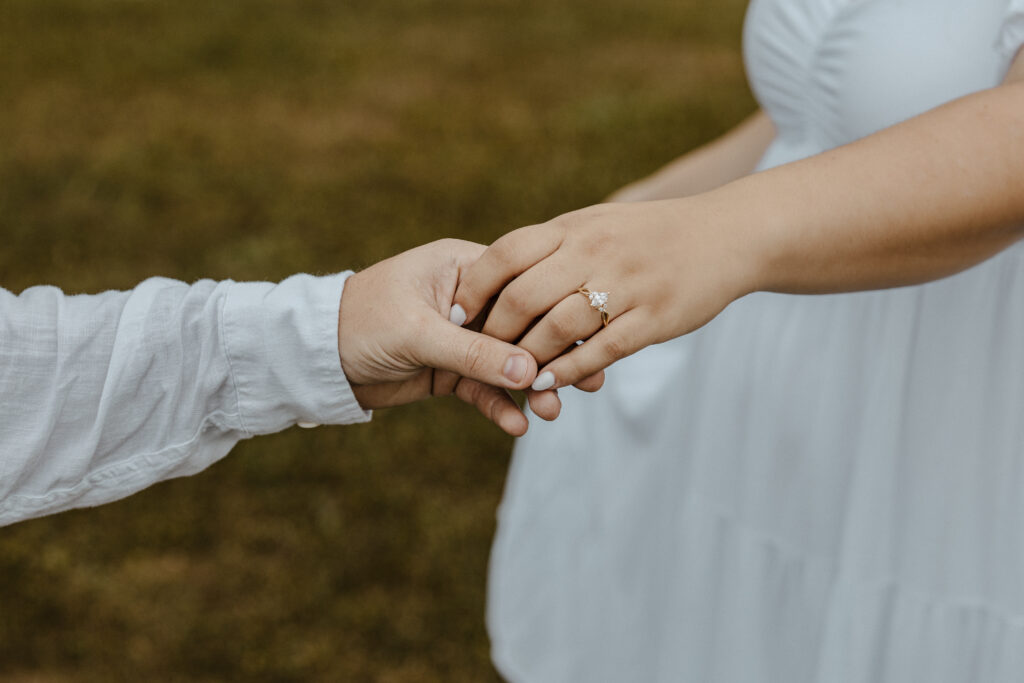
<box><xmin>449</xmin><ymin>304</ymin><xmax>467</xmax><ymax>327</ymax></box>
<box><xmin>532</xmin><ymin>371</ymin><xmax>556</xmax><ymax>391</ymax></box>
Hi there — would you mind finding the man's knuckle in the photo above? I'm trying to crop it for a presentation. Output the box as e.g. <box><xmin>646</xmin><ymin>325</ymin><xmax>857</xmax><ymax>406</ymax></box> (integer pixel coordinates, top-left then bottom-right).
<box><xmin>486</xmin><ymin>393</ymin><xmax>503</xmax><ymax>424</ymax></box>
<box><xmin>432</xmin><ymin>370</ymin><xmax>457</xmax><ymax>397</ymax></box>
<box><xmin>456</xmin><ymin>378</ymin><xmax>480</xmax><ymax>402</ymax></box>
<box><xmin>462</xmin><ymin>336</ymin><xmax>490</xmax><ymax>375</ymax></box>
<box><xmin>550</xmin><ymin>214</ymin><xmax>577</xmax><ymax>232</ymax></box>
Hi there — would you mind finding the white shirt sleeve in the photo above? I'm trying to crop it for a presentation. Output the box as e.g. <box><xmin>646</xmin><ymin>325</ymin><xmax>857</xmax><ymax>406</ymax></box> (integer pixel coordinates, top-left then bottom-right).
<box><xmin>0</xmin><ymin>271</ymin><xmax>370</xmax><ymax>526</ymax></box>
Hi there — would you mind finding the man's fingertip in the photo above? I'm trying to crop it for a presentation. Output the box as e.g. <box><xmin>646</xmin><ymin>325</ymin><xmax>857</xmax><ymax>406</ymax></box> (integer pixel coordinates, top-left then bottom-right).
<box><xmin>502</xmin><ymin>354</ymin><xmax>529</xmax><ymax>385</ymax></box>
<box><xmin>501</xmin><ymin>412</ymin><xmax>529</xmax><ymax>437</ymax></box>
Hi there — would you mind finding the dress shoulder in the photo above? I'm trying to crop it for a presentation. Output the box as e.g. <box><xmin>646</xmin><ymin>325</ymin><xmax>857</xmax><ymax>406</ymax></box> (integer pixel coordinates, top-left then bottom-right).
<box><xmin>998</xmin><ymin>0</ymin><xmax>1024</xmax><ymax>58</ymax></box>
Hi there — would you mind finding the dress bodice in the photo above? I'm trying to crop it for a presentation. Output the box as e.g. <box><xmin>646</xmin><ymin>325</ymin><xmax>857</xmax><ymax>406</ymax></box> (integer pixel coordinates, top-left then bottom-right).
<box><xmin>744</xmin><ymin>0</ymin><xmax>1020</xmax><ymax>168</ymax></box>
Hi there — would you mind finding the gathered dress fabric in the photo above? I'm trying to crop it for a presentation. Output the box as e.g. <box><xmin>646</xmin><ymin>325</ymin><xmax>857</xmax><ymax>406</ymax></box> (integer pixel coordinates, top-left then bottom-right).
<box><xmin>487</xmin><ymin>1</ymin><xmax>1024</xmax><ymax>681</ymax></box>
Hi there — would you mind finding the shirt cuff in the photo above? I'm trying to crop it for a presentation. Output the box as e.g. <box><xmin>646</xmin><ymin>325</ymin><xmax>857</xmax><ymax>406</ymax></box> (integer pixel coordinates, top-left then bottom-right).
<box><xmin>221</xmin><ymin>272</ymin><xmax>371</xmax><ymax>435</ymax></box>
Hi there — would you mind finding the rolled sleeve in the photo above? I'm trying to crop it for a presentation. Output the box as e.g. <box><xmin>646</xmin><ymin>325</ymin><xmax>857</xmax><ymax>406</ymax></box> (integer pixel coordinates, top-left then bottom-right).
<box><xmin>221</xmin><ymin>271</ymin><xmax>371</xmax><ymax>434</ymax></box>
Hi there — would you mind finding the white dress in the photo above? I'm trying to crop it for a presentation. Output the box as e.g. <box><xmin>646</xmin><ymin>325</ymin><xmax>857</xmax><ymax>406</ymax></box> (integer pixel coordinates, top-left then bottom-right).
<box><xmin>487</xmin><ymin>1</ymin><xmax>1024</xmax><ymax>681</ymax></box>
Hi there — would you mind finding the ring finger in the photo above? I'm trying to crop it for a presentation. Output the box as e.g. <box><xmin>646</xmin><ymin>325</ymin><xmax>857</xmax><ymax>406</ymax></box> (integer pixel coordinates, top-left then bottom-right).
<box><xmin>516</xmin><ymin>292</ymin><xmax>605</xmax><ymax>366</ymax></box>
<box><xmin>480</xmin><ymin>257</ymin><xmax>583</xmax><ymax>342</ymax></box>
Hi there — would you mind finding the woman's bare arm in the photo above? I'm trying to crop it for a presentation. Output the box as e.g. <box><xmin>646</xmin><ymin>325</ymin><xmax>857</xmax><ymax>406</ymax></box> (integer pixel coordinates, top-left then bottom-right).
<box><xmin>736</xmin><ymin>61</ymin><xmax>1024</xmax><ymax>294</ymax></box>
<box><xmin>609</xmin><ymin>110</ymin><xmax>776</xmax><ymax>202</ymax></box>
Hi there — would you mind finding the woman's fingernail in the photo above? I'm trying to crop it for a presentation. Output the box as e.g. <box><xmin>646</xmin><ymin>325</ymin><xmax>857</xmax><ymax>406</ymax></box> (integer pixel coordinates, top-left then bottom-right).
<box><xmin>532</xmin><ymin>371</ymin><xmax>555</xmax><ymax>391</ymax></box>
<box><xmin>449</xmin><ymin>304</ymin><xmax>467</xmax><ymax>326</ymax></box>
<box><xmin>503</xmin><ymin>355</ymin><xmax>528</xmax><ymax>384</ymax></box>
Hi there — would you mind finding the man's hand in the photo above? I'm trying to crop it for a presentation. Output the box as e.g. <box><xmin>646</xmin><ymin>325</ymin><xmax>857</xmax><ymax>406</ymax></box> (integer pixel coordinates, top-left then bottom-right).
<box><xmin>338</xmin><ymin>239</ymin><xmax>539</xmax><ymax>436</ymax></box>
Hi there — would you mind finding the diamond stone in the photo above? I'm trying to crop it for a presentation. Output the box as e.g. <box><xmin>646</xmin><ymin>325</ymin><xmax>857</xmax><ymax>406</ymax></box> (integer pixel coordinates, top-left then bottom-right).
<box><xmin>588</xmin><ymin>291</ymin><xmax>609</xmax><ymax>311</ymax></box>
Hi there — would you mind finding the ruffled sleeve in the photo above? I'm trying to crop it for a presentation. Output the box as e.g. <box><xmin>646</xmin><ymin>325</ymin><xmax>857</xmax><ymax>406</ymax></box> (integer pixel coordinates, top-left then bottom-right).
<box><xmin>998</xmin><ymin>0</ymin><xmax>1024</xmax><ymax>59</ymax></box>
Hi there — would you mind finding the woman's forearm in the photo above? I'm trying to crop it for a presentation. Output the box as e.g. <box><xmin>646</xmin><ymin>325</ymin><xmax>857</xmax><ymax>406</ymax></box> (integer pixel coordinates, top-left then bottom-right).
<box><xmin>715</xmin><ymin>77</ymin><xmax>1024</xmax><ymax>296</ymax></box>
<box><xmin>452</xmin><ymin>59</ymin><xmax>1024</xmax><ymax>390</ymax></box>
<box><xmin>610</xmin><ymin>110</ymin><xmax>776</xmax><ymax>202</ymax></box>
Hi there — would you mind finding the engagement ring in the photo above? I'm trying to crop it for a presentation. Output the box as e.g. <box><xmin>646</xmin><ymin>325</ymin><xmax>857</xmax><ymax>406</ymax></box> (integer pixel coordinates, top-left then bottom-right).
<box><xmin>578</xmin><ymin>287</ymin><xmax>610</xmax><ymax>327</ymax></box>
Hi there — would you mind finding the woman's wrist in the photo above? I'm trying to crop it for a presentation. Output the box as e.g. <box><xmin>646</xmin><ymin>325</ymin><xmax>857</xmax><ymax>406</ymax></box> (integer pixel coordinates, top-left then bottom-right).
<box><xmin>663</xmin><ymin>190</ymin><xmax>770</xmax><ymax>305</ymax></box>
<box><xmin>697</xmin><ymin>163</ymin><xmax>838</xmax><ymax>298</ymax></box>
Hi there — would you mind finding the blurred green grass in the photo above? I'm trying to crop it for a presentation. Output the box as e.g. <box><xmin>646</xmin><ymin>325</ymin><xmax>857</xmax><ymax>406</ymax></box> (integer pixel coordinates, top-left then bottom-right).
<box><xmin>0</xmin><ymin>0</ymin><xmax>753</xmax><ymax>680</ymax></box>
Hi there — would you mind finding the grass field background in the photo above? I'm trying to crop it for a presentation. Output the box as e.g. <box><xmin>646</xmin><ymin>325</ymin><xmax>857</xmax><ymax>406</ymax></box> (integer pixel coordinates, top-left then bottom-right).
<box><xmin>0</xmin><ymin>1</ymin><xmax>754</xmax><ymax>680</ymax></box>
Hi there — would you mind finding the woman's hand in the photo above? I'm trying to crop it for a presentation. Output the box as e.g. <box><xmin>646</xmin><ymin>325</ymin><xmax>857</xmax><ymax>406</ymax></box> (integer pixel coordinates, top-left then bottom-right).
<box><xmin>339</xmin><ymin>238</ymin><xmax>541</xmax><ymax>435</ymax></box>
<box><xmin>457</xmin><ymin>67</ymin><xmax>1024</xmax><ymax>396</ymax></box>
<box><xmin>452</xmin><ymin>198</ymin><xmax>759</xmax><ymax>391</ymax></box>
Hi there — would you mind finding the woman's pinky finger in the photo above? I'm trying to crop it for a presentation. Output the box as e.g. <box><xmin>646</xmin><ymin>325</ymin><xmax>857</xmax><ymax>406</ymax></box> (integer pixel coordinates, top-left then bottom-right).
<box><xmin>530</xmin><ymin>310</ymin><xmax>645</xmax><ymax>391</ymax></box>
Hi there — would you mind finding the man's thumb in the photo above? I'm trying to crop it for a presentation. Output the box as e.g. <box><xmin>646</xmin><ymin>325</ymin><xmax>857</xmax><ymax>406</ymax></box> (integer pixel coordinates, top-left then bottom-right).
<box><xmin>420</xmin><ymin>317</ymin><xmax>537</xmax><ymax>390</ymax></box>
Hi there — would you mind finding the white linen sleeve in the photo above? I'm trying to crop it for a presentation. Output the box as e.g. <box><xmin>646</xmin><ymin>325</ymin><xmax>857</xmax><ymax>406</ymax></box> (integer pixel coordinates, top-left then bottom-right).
<box><xmin>998</xmin><ymin>0</ymin><xmax>1024</xmax><ymax>59</ymax></box>
<box><xmin>0</xmin><ymin>272</ymin><xmax>370</xmax><ymax>527</ymax></box>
